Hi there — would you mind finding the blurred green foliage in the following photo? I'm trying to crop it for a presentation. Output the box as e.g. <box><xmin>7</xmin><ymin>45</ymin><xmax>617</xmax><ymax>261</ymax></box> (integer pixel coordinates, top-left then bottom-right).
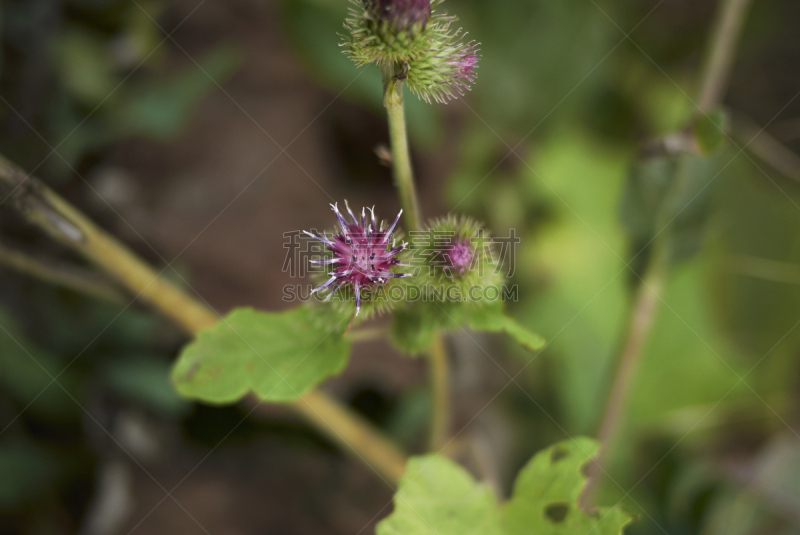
<box><xmin>0</xmin><ymin>0</ymin><xmax>240</xmax><ymax>179</ymax></box>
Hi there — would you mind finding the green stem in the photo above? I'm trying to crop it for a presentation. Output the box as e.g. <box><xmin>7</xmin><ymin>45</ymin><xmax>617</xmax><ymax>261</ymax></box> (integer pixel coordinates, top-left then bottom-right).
<box><xmin>697</xmin><ymin>0</ymin><xmax>753</xmax><ymax>111</ymax></box>
<box><xmin>428</xmin><ymin>334</ymin><xmax>451</xmax><ymax>451</ymax></box>
<box><xmin>381</xmin><ymin>62</ymin><xmax>452</xmax><ymax>451</ymax></box>
<box><xmin>383</xmin><ymin>63</ymin><xmax>422</xmax><ymax>232</ymax></box>
<box><xmin>0</xmin><ymin>242</ymin><xmax>127</xmax><ymax>304</ymax></box>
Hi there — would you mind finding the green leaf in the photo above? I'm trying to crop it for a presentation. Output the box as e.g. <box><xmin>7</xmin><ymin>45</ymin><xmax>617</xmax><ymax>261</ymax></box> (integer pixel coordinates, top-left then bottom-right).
<box><xmin>171</xmin><ymin>306</ymin><xmax>351</xmax><ymax>404</ymax></box>
<box><xmin>390</xmin><ymin>301</ymin><xmax>545</xmax><ymax>356</ymax></box>
<box><xmin>377</xmin><ymin>455</ymin><xmax>504</xmax><ymax>535</ymax></box>
<box><xmin>378</xmin><ymin>439</ymin><xmax>632</xmax><ymax>535</ymax></box>
<box><xmin>504</xmin><ymin>438</ymin><xmax>633</xmax><ymax>534</ymax></box>
<box><xmin>694</xmin><ymin>108</ymin><xmax>728</xmax><ymax>154</ymax></box>
<box><xmin>619</xmin><ymin>153</ymin><xmax>677</xmax><ymax>246</ymax></box>
<box><xmin>619</xmin><ymin>149</ymin><xmax>721</xmax><ymax>264</ymax></box>
<box><xmin>466</xmin><ymin>303</ymin><xmax>547</xmax><ymax>352</ymax></box>
<box><xmin>499</xmin><ymin>316</ymin><xmax>547</xmax><ymax>352</ymax></box>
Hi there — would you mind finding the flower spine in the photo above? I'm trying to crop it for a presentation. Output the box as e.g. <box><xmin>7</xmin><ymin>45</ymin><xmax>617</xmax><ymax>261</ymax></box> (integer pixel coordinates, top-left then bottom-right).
<box><xmin>304</xmin><ymin>202</ymin><xmax>409</xmax><ymax>316</ymax></box>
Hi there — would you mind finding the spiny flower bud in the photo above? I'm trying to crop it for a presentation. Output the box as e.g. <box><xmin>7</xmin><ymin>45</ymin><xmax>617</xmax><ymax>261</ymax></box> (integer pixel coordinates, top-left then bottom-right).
<box><xmin>406</xmin><ymin>215</ymin><xmax>503</xmax><ymax>306</ymax></box>
<box><xmin>343</xmin><ymin>0</ymin><xmax>438</xmax><ymax>66</ymax></box>
<box><xmin>304</xmin><ymin>201</ymin><xmax>410</xmax><ymax>316</ymax></box>
<box><xmin>406</xmin><ymin>37</ymin><xmax>479</xmax><ymax>104</ymax></box>
<box><xmin>342</xmin><ymin>0</ymin><xmax>480</xmax><ymax>103</ymax></box>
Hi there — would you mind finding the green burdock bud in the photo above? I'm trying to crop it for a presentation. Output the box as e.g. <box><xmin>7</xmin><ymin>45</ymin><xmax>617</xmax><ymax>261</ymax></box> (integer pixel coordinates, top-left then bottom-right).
<box><xmin>407</xmin><ymin>215</ymin><xmax>503</xmax><ymax>305</ymax></box>
<box><xmin>342</xmin><ymin>0</ymin><xmax>480</xmax><ymax>103</ymax></box>
<box><xmin>405</xmin><ymin>35</ymin><xmax>479</xmax><ymax>103</ymax></box>
<box><xmin>343</xmin><ymin>0</ymin><xmax>438</xmax><ymax>66</ymax></box>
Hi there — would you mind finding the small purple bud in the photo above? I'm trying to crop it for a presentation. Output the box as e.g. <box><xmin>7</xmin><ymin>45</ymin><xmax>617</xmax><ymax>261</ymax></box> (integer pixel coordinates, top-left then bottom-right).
<box><xmin>305</xmin><ymin>202</ymin><xmax>409</xmax><ymax>316</ymax></box>
<box><xmin>365</xmin><ymin>0</ymin><xmax>432</xmax><ymax>30</ymax></box>
<box><xmin>444</xmin><ymin>234</ymin><xmax>475</xmax><ymax>275</ymax></box>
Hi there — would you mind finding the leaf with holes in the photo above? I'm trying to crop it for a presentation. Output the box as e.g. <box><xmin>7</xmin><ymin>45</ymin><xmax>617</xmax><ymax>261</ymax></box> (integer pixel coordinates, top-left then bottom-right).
<box><xmin>503</xmin><ymin>438</ymin><xmax>633</xmax><ymax>534</ymax></box>
<box><xmin>378</xmin><ymin>439</ymin><xmax>632</xmax><ymax>535</ymax></box>
<box><xmin>171</xmin><ymin>306</ymin><xmax>351</xmax><ymax>404</ymax></box>
<box><xmin>377</xmin><ymin>454</ymin><xmax>504</xmax><ymax>535</ymax></box>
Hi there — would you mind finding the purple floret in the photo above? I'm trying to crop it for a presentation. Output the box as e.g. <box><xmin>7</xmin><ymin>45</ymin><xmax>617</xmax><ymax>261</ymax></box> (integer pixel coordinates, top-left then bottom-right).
<box><xmin>444</xmin><ymin>234</ymin><xmax>475</xmax><ymax>275</ymax></box>
<box><xmin>305</xmin><ymin>202</ymin><xmax>408</xmax><ymax>316</ymax></box>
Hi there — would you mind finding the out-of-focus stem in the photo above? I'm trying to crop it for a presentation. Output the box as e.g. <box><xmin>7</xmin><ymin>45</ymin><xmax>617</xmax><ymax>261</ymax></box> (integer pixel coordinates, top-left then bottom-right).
<box><xmin>0</xmin><ymin>155</ymin><xmax>218</xmax><ymax>333</ymax></box>
<box><xmin>582</xmin><ymin>246</ymin><xmax>668</xmax><ymax>508</ymax></box>
<box><xmin>382</xmin><ymin>63</ymin><xmax>422</xmax><ymax>232</ymax></box>
<box><xmin>0</xmin><ymin>155</ymin><xmax>407</xmax><ymax>486</ymax></box>
<box><xmin>583</xmin><ymin>0</ymin><xmax>753</xmax><ymax>508</ymax></box>
<box><xmin>697</xmin><ymin>0</ymin><xmax>753</xmax><ymax>111</ymax></box>
<box><xmin>0</xmin><ymin>242</ymin><xmax>126</xmax><ymax>304</ymax></box>
<box><xmin>428</xmin><ymin>334</ymin><xmax>451</xmax><ymax>451</ymax></box>
<box><xmin>733</xmin><ymin>112</ymin><xmax>800</xmax><ymax>184</ymax></box>
<box><xmin>345</xmin><ymin>326</ymin><xmax>388</xmax><ymax>343</ymax></box>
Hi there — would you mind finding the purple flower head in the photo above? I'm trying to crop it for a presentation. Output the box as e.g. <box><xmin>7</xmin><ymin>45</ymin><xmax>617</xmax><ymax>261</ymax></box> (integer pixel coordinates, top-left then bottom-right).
<box><xmin>444</xmin><ymin>234</ymin><xmax>475</xmax><ymax>275</ymax></box>
<box><xmin>364</xmin><ymin>0</ymin><xmax>432</xmax><ymax>30</ymax></box>
<box><xmin>305</xmin><ymin>202</ymin><xmax>408</xmax><ymax>316</ymax></box>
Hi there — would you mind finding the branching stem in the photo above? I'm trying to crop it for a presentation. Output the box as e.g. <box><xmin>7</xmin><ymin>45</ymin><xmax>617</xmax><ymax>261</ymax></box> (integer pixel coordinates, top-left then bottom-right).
<box><xmin>0</xmin><ymin>242</ymin><xmax>126</xmax><ymax>304</ymax></box>
<box><xmin>0</xmin><ymin>154</ymin><xmax>407</xmax><ymax>486</ymax></box>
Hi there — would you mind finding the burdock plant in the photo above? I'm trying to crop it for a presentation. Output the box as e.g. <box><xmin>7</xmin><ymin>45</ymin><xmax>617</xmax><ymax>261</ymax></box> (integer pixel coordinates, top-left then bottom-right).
<box><xmin>0</xmin><ymin>0</ymin><xmax>754</xmax><ymax>530</ymax></box>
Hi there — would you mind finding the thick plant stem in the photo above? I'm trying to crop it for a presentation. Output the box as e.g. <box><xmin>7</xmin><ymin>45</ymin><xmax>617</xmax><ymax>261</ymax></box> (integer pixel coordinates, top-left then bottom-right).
<box><xmin>697</xmin><ymin>0</ymin><xmax>753</xmax><ymax>111</ymax></box>
<box><xmin>383</xmin><ymin>63</ymin><xmax>422</xmax><ymax>232</ymax></box>
<box><xmin>428</xmin><ymin>334</ymin><xmax>451</xmax><ymax>451</ymax></box>
<box><xmin>0</xmin><ymin>156</ymin><xmax>218</xmax><ymax>333</ymax></box>
<box><xmin>0</xmin><ymin>155</ymin><xmax>408</xmax><ymax>486</ymax></box>
<box><xmin>0</xmin><ymin>242</ymin><xmax>127</xmax><ymax>304</ymax></box>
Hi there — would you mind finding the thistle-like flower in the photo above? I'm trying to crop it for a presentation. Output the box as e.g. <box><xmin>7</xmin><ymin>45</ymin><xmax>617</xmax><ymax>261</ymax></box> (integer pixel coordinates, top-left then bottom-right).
<box><xmin>342</xmin><ymin>0</ymin><xmax>479</xmax><ymax>103</ymax></box>
<box><xmin>304</xmin><ymin>202</ymin><xmax>409</xmax><ymax>316</ymax></box>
